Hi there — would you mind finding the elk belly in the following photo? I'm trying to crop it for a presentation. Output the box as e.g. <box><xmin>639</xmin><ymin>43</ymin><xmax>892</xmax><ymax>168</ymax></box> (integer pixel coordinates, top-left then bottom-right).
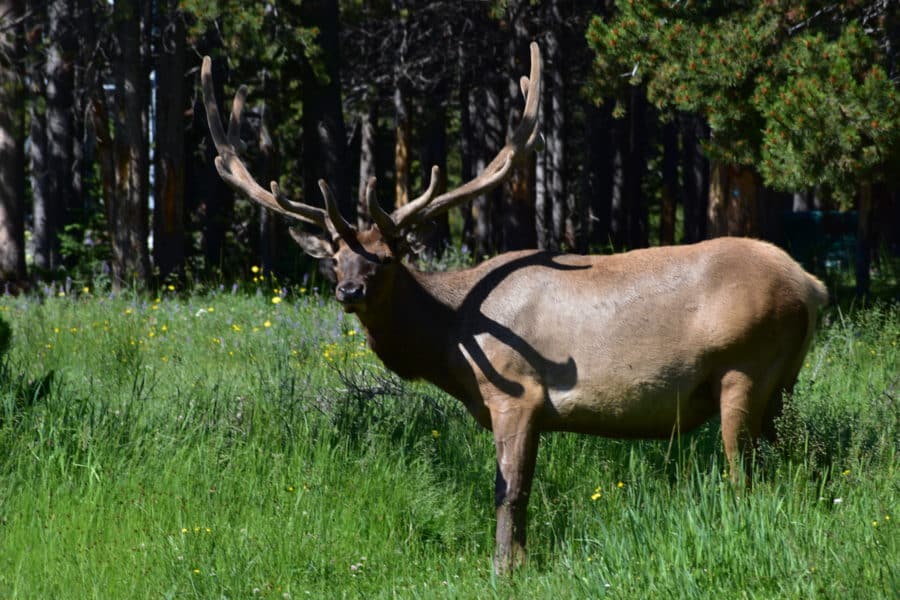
<box><xmin>544</xmin><ymin>368</ymin><xmax>717</xmax><ymax>438</ymax></box>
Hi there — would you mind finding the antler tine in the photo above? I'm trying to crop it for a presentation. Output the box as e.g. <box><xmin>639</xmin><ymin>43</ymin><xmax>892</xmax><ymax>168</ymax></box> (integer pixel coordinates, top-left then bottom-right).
<box><xmin>319</xmin><ymin>180</ymin><xmax>356</xmax><ymax>244</ymax></box>
<box><xmin>227</xmin><ymin>85</ymin><xmax>248</xmax><ymax>152</ymax></box>
<box><xmin>365</xmin><ymin>177</ymin><xmax>398</xmax><ymax>237</ymax></box>
<box><xmin>401</xmin><ymin>42</ymin><xmax>542</xmax><ymax>228</ymax></box>
<box><xmin>392</xmin><ymin>165</ymin><xmax>441</xmax><ymax>229</ymax></box>
<box><xmin>201</xmin><ymin>55</ymin><xmax>332</xmax><ymax>231</ymax></box>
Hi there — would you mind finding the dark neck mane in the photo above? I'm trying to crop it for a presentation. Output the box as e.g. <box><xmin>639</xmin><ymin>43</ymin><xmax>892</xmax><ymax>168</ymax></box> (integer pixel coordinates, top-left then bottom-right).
<box><xmin>352</xmin><ymin>266</ymin><xmax>468</xmax><ymax>397</ymax></box>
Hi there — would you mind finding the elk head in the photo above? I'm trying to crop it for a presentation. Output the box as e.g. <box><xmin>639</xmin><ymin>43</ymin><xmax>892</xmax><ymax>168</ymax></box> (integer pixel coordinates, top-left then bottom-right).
<box><xmin>201</xmin><ymin>44</ymin><xmax>542</xmax><ymax>314</ymax></box>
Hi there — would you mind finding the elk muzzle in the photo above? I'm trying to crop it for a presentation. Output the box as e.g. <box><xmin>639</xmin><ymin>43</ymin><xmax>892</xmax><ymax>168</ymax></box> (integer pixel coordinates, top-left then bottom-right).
<box><xmin>336</xmin><ymin>281</ymin><xmax>365</xmax><ymax>305</ymax></box>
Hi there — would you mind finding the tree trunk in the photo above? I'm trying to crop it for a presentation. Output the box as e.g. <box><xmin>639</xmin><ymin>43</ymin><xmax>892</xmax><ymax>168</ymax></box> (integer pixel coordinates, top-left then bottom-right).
<box><xmin>659</xmin><ymin>119</ymin><xmax>678</xmax><ymax>246</ymax></box>
<box><xmin>71</xmin><ymin>0</ymin><xmax>94</xmax><ymax>217</ymax></box>
<box><xmin>153</xmin><ymin>0</ymin><xmax>186</xmax><ymax>278</ymax></box>
<box><xmin>155</xmin><ymin>3</ymin><xmax>186</xmax><ymax>268</ymax></box>
<box><xmin>301</xmin><ymin>0</ymin><xmax>352</xmax><ymax>219</ymax></box>
<box><xmin>459</xmin><ymin>42</ymin><xmax>501</xmax><ymax>259</ymax></box>
<box><xmin>0</xmin><ymin>0</ymin><xmax>27</xmax><ymax>284</ymax></box>
<box><xmin>585</xmin><ymin>102</ymin><xmax>612</xmax><ymax>249</ymax></box>
<box><xmin>200</xmin><ymin>55</ymin><xmax>232</xmax><ymax>274</ymax></box>
<box><xmin>357</xmin><ymin>96</ymin><xmax>378</xmax><ymax>229</ymax></box>
<box><xmin>37</xmin><ymin>0</ymin><xmax>76</xmax><ymax>272</ymax></box>
<box><xmin>707</xmin><ymin>161</ymin><xmax>759</xmax><ymax>238</ymax></box>
<box><xmin>680</xmin><ymin>112</ymin><xmax>708</xmax><ymax>243</ymax></box>
<box><xmin>109</xmin><ymin>0</ymin><xmax>149</xmax><ymax>287</ymax></box>
<box><xmin>255</xmin><ymin>101</ymin><xmax>283</xmax><ymax>274</ymax></box>
<box><xmin>501</xmin><ymin>30</ymin><xmax>535</xmax><ymax>252</ymax></box>
<box><xmin>545</xmin><ymin>5</ymin><xmax>566</xmax><ymax>252</ymax></box>
<box><xmin>625</xmin><ymin>89</ymin><xmax>648</xmax><ymax>249</ymax></box>
<box><xmin>393</xmin><ymin>81</ymin><xmax>411</xmax><ymax>210</ymax></box>
<box><xmin>420</xmin><ymin>83</ymin><xmax>450</xmax><ymax>255</ymax></box>
<box><xmin>26</xmin><ymin>0</ymin><xmax>48</xmax><ymax>274</ymax></box>
<box><xmin>534</xmin><ymin>128</ymin><xmax>548</xmax><ymax>250</ymax></box>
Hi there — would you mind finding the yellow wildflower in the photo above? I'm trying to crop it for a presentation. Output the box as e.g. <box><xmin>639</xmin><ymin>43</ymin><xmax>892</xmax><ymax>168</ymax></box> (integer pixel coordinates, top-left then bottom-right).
<box><xmin>251</xmin><ymin>265</ymin><xmax>260</xmax><ymax>274</ymax></box>
<box><xmin>271</xmin><ymin>296</ymin><xmax>282</xmax><ymax>304</ymax></box>
<box><xmin>264</xmin><ymin>320</ymin><xmax>272</xmax><ymax>328</ymax></box>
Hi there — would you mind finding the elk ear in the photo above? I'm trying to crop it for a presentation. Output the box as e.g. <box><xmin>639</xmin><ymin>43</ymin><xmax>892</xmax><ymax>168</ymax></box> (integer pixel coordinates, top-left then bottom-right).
<box><xmin>289</xmin><ymin>227</ymin><xmax>334</xmax><ymax>259</ymax></box>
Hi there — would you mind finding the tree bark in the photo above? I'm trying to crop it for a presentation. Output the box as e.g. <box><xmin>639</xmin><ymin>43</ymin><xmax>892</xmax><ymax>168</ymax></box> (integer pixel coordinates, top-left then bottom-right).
<box><xmin>301</xmin><ymin>0</ymin><xmax>352</xmax><ymax>219</ymax></box>
<box><xmin>26</xmin><ymin>2</ymin><xmax>49</xmax><ymax>258</ymax></box>
<box><xmin>199</xmin><ymin>55</ymin><xmax>232</xmax><ymax>274</ymax></box>
<box><xmin>459</xmin><ymin>42</ymin><xmax>502</xmax><ymax>259</ymax></box>
<box><xmin>419</xmin><ymin>82</ymin><xmax>450</xmax><ymax>254</ymax></box>
<box><xmin>659</xmin><ymin>119</ymin><xmax>679</xmax><ymax>246</ymax></box>
<box><xmin>534</xmin><ymin>126</ymin><xmax>548</xmax><ymax>250</ymax></box>
<box><xmin>153</xmin><ymin>0</ymin><xmax>186</xmax><ymax>278</ymax></box>
<box><xmin>36</xmin><ymin>0</ymin><xmax>77</xmax><ymax>271</ymax></box>
<box><xmin>254</xmin><ymin>103</ymin><xmax>283</xmax><ymax>273</ymax></box>
<box><xmin>585</xmin><ymin>102</ymin><xmax>612</xmax><ymax>249</ymax></box>
<box><xmin>392</xmin><ymin>76</ymin><xmax>412</xmax><ymax>211</ymax></box>
<box><xmin>707</xmin><ymin>161</ymin><xmax>759</xmax><ymax>238</ymax></box>
<box><xmin>545</xmin><ymin>4</ymin><xmax>566</xmax><ymax>252</ymax></box>
<box><xmin>109</xmin><ymin>0</ymin><xmax>149</xmax><ymax>287</ymax></box>
<box><xmin>680</xmin><ymin>112</ymin><xmax>708</xmax><ymax>243</ymax></box>
<box><xmin>609</xmin><ymin>117</ymin><xmax>627</xmax><ymax>249</ymax></box>
<box><xmin>0</xmin><ymin>0</ymin><xmax>27</xmax><ymax>284</ymax></box>
<box><xmin>357</xmin><ymin>95</ymin><xmax>377</xmax><ymax>229</ymax></box>
<box><xmin>501</xmin><ymin>27</ymin><xmax>536</xmax><ymax>252</ymax></box>
<box><xmin>625</xmin><ymin>89</ymin><xmax>648</xmax><ymax>249</ymax></box>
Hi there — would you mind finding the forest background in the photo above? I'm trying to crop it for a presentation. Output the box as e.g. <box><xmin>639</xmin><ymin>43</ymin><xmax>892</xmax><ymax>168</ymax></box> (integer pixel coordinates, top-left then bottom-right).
<box><xmin>0</xmin><ymin>0</ymin><xmax>898</xmax><ymax>297</ymax></box>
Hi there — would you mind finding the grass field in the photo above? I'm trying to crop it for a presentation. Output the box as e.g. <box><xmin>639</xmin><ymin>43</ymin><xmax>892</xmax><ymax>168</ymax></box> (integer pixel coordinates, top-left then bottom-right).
<box><xmin>0</xmin><ymin>285</ymin><xmax>896</xmax><ymax>599</ymax></box>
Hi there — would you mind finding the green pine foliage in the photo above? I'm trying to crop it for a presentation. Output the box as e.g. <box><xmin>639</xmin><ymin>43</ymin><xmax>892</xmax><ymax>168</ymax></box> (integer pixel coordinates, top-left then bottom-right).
<box><xmin>587</xmin><ymin>1</ymin><xmax>900</xmax><ymax>205</ymax></box>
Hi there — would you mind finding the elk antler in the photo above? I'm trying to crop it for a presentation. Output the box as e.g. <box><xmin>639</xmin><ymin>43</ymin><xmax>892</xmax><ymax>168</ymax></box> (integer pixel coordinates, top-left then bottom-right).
<box><xmin>382</xmin><ymin>42</ymin><xmax>543</xmax><ymax>233</ymax></box>
<box><xmin>201</xmin><ymin>56</ymin><xmax>347</xmax><ymax>241</ymax></box>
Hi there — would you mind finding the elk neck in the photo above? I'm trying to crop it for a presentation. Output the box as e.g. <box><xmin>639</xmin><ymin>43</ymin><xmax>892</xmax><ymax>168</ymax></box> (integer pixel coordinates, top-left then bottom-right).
<box><xmin>350</xmin><ymin>263</ymin><xmax>471</xmax><ymax>399</ymax></box>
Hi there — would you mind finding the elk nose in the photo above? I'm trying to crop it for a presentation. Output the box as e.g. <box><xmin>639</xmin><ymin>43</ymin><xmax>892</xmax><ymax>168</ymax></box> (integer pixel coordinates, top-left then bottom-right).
<box><xmin>336</xmin><ymin>282</ymin><xmax>364</xmax><ymax>303</ymax></box>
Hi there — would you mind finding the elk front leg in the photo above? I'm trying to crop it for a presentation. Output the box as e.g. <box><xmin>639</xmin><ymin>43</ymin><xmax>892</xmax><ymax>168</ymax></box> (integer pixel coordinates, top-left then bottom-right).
<box><xmin>490</xmin><ymin>402</ymin><xmax>540</xmax><ymax>574</ymax></box>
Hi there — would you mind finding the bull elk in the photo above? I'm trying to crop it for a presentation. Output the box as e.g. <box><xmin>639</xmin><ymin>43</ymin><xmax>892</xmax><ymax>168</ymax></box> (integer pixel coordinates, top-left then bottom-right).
<box><xmin>201</xmin><ymin>43</ymin><xmax>828</xmax><ymax>573</ymax></box>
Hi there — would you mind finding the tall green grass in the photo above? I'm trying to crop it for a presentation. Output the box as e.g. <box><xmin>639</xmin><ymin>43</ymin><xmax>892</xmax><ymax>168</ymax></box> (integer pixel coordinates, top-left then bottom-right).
<box><xmin>0</xmin><ymin>289</ymin><xmax>896</xmax><ymax>599</ymax></box>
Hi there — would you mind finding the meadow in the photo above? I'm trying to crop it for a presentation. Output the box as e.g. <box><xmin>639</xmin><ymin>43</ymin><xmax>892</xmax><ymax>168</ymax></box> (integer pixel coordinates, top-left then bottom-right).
<box><xmin>0</xmin><ymin>281</ymin><xmax>896</xmax><ymax>599</ymax></box>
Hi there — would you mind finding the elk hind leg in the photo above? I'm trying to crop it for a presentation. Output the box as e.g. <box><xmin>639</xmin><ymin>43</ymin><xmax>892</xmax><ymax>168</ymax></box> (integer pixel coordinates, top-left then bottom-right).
<box><xmin>719</xmin><ymin>369</ymin><xmax>768</xmax><ymax>485</ymax></box>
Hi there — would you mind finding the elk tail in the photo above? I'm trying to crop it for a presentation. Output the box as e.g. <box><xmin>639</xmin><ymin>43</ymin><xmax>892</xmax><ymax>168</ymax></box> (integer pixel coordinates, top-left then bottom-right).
<box><xmin>806</xmin><ymin>273</ymin><xmax>829</xmax><ymax>307</ymax></box>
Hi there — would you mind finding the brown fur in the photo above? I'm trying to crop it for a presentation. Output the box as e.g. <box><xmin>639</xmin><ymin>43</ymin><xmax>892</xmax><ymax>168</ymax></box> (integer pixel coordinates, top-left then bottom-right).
<box><xmin>329</xmin><ymin>233</ymin><xmax>827</xmax><ymax>572</ymax></box>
